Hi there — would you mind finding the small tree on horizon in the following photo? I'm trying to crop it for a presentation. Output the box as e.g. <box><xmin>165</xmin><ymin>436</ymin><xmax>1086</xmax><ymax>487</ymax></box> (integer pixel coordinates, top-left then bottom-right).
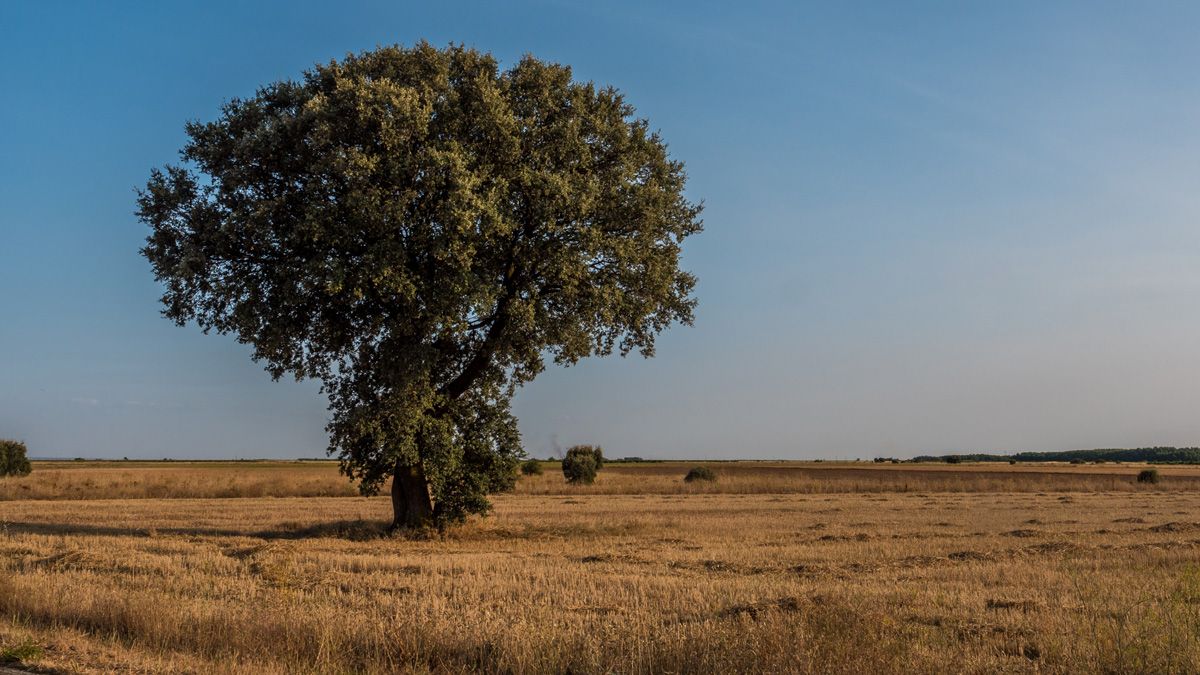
<box><xmin>137</xmin><ymin>43</ymin><xmax>701</xmax><ymax>530</ymax></box>
<box><xmin>684</xmin><ymin>466</ymin><xmax>716</xmax><ymax>483</ymax></box>
<box><xmin>562</xmin><ymin>445</ymin><xmax>604</xmax><ymax>484</ymax></box>
<box><xmin>1137</xmin><ymin>468</ymin><xmax>1160</xmax><ymax>484</ymax></box>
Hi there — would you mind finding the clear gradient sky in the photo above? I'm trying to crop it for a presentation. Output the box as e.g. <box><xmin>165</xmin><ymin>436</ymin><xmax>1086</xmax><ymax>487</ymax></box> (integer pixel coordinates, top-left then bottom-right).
<box><xmin>3</xmin><ymin>1</ymin><xmax>1200</xmax><ymax>459</ymax></box>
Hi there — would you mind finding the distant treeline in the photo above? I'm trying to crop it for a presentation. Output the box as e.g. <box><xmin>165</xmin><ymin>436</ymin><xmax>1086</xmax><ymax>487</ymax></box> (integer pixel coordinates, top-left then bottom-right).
<box><xmin>908</xmin><ymin>447</ymin><xmax>1200</xmax><ymax>464</ymax></box>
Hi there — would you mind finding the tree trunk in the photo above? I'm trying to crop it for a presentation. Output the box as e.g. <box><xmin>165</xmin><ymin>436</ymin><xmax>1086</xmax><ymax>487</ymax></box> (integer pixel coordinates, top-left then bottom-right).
<box><xmin>390</xmin><ymin>458</ymin><xmax>433</xmax><ymax>531</ymax></box>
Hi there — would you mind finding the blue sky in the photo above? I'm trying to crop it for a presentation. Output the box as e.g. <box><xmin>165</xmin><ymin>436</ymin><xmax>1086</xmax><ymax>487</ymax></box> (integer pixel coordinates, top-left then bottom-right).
<box><xmin>3</xmin><ymin>1</ymin><xmax>1200</xmax><ymax>459</ymax></box>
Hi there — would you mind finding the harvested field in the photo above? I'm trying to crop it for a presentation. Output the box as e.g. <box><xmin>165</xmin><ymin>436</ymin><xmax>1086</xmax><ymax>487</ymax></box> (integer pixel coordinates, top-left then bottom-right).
<box><xmin>0</xmin><ymin>463</ymin><xmax>1198</xmax><ymax>672</ymax></box>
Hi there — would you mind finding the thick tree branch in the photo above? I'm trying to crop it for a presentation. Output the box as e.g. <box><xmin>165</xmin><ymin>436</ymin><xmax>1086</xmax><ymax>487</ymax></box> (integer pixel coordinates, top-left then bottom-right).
<box><xmin>439</xmin><ymin>216</ymin><xmax>532</xmax><ymax>401</ymax></box>
<box><xmin>439</xmin><ymin>291</ymin><xmax>512</xmax><ymax>401</ymax></box>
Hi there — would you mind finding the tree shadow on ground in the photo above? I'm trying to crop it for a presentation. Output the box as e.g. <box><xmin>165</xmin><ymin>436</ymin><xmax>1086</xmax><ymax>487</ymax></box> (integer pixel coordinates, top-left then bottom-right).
<box><xmin>0</xmin><ymin>519</ymin><xmax>393</xmax><ymax>541</ymax></box>
<box><xmin>2</xmin><ymin>663</ymin><xmax>75</xmax><ymax>675</ymax></box>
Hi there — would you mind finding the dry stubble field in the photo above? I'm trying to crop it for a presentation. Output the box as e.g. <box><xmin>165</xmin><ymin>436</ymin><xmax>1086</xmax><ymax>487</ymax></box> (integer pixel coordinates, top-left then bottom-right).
<box><xmin>2</xmin><ymin>461</ymin><xmax>1200</xmax><ymax>673</ymax></box>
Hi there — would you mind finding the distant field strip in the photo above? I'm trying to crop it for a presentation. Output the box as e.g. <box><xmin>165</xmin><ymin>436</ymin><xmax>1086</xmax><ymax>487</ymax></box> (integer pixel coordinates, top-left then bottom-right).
<box><xmin>3</xmin><ymin>461</ymin><xmax>1199</xmax><ymax>501</ymax></box>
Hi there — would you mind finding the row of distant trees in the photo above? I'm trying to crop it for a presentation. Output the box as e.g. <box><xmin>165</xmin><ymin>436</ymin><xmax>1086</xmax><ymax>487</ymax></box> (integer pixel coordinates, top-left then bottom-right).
<box><xmin>906</xmin><ymin>447</ymin><xmax>1200</xmax><ymax>464</ymax></box>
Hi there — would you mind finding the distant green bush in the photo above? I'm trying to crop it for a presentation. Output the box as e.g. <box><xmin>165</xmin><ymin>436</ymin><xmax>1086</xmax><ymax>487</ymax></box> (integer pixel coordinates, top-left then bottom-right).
<box><xmin>1137</xmin><ymin>469</ymin><xmax>1160</xmax><ymax>484</ymax></box>
<box><xmin>520</xmin><ymin>458</ymin><xmax>543</xmax><ymax>476</ymax></box>
<box><xmin>944</xmin><ymin>456</ymin><xmax>962</xmax><ymax>464</ymax></box>
<box><xmin>0</xmin><ymin>440</ymin><xmax>31</xmax><ymax>477</ymax></box>
<box><xmin>562</xmin><ymin>445</ymin><xmax>603</xmax><ymax>484</ymax></box>
<box><xmin>684</xmin><ymin>466</ymin><xmax>717</xmax><ymax>483</ymax></box>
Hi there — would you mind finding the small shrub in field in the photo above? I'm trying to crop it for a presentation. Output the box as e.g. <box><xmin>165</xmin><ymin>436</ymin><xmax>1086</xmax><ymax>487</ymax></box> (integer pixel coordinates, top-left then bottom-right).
<box><xmin>0</xmin><ymin>440</ymin><xmax>32</xmax><ymax>477</ymax></box>
<box><xmin>562</xmin><ymin>446</ymin><xmax>603</xmax><ymax>484</ymax></box>
<box><xmin>1137</xmin><ymin>469</ymin><xmax>1160</xmax><ymax>484</ymax></box>
<box><xmin>520</xmin><ymin>459</ymin><xmax>543</xmax><ymax>476</ymax></box>
<box><xmin>684</xmin><ymin>466</ymin><xmax>717</xmax><ymax>483</ymax></box>
<box><xmin>1009</xmin><ymin>460</ymin><xmax>1018</xmax><ymax>465</ymax></box>
<box><xmin>0</xmin><ymin>640</ymin><xmax>43</xmax><ymax>663</ymax></box>
<box><xmin>945</xmin><ymin>456</ymin><xmax>961</xmax><ymax>464</ymax></box>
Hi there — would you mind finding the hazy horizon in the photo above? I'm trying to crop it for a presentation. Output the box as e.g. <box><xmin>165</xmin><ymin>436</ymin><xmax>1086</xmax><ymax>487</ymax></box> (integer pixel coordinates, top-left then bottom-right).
<box><xmin>5</xmin><ymin>1</ymin><xmax>1200</xmax><ymax>460</ymax></box>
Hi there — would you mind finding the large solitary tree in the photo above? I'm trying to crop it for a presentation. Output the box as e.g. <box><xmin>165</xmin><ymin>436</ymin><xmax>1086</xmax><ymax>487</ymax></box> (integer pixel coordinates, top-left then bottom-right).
<box><xmin>138</xmin><ymin>43</ymin><xmax>702</xmax><ymax>529</ymax></box>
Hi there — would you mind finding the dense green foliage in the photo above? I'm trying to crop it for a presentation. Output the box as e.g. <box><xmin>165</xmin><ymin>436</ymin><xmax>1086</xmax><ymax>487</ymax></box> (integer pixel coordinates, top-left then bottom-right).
<box><xmin>913</xmin><ymin>448</ymin><xmax>1200</xmax><ymax>464</ymax></box>
<box><xmin>520</xmin><ymin>458</ymin><xmax>543</xmax><ymax>476</ymax></box>
<box><xmin>683</xmin><ymin>466</ymin><xmax>716</xmax><ymax>482</ymax></box>
<box><xmin>574</xmin><ymin>445</ymin><xmax>604</xmax><ymax>470</ymax></box>
<box><xmin>0</xmin><ymin>440</ymin><xmax>32</xmax><ymax>477</ymax></box>
<box><xmin>1137</xmin><ymin>469</ymin><xmax>1160</xmax><ymax>484</ymax></box>
<box><xmin>137</xmin><ymin>43</ymin><xmax>700</xmax><ymax>527</ymax></box>
<box><xmin>562</xmin><ymin>446</ymin><xmax>604</xmax><ymax>484</ymax></box>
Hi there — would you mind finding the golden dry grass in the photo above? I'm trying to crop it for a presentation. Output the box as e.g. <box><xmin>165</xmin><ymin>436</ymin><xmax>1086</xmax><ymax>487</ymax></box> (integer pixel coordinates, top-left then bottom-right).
<box><xmin>1</xmin><ymin>463</ymin><xmax>1199</xmax><ymax>673</ymax></box>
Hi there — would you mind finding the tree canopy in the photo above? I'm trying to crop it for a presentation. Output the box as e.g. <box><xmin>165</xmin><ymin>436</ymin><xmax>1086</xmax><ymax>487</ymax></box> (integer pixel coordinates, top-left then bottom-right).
<box><xmin>138</xmin><ymin>43</ymin><xmax>702</xmax><ymax>528</ymax></box>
